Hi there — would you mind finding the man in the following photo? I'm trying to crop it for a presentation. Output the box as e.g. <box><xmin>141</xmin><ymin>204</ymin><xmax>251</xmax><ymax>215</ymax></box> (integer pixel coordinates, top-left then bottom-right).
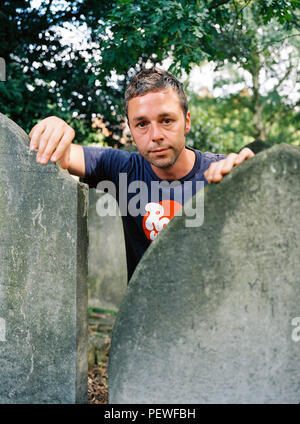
<box><xmin>29</xmin><ymin>67</ymin><xmax>255</xmax><ymax>281</ymax></box>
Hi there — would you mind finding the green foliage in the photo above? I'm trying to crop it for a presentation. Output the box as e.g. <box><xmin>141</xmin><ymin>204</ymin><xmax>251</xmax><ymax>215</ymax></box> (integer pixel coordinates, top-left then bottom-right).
<box><xmin>185</xmin><ymin>3</ymin><xmax>300</xmax><ymax>152</ymax></box>
<box><xmin>96</xmin><ymin>0</ymin><xmax>300</xmax><ymax>149</ymax></box>
<box><xmin>187</xmin><ymin>87</ymin><xmax>300</xmax><ymax>154</ymax></box>
<box><xmin>0</xmin><ymin>0</ymin><xmax>122</xmax><ymax>145</ymax></box>
<box><xmin>89</xmin><ymin>307</ymin><xmax>117</xmax><ymax>317</ymax></box>
<box><xmin>96</xmin><ymin>0</ymin><xmax>299</xmax><ymax>74</ymax></box>
<box><xmin>187</xmin><ymin>92</ymin><xmax>254</xmax><ymax>154</ymax></box>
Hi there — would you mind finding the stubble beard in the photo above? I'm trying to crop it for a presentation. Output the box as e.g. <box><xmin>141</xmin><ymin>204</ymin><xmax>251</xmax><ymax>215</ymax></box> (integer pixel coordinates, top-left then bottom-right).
<box><xmin>147</xmin><ymin>149</ymin><xmax>179</xmax><ymax>169</ymax></box>
<box><xmin>137</xmin><ymin>143</ymin><xmax>184</xmax><ymax>169</ymax></box>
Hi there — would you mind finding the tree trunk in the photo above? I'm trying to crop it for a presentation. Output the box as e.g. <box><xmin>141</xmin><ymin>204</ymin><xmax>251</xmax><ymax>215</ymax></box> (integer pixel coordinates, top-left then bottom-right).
<box><xmin>251</xmin><ymin>54</ymin><xmax>266</xmax><ymax>141</ymax></box>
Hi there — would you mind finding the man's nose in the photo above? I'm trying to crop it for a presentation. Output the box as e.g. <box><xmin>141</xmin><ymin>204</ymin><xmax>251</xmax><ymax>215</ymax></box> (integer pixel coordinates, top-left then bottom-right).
<box><xmin>150</xmin><ymin>122</ymin><xmax>163</xmax><ymax>141</ymax></box>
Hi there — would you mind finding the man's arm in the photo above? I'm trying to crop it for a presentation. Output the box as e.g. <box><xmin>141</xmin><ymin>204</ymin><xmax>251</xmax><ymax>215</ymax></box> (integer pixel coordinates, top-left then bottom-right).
<box><xmin>204</xmin><ymin>148</ymin><xmax>255</xmax><ymax>183</ymax></box>
<box><xmin>29</xmin><ymin>116</ymin><xmax>85</xmax><ymax>177</ymax></box>
<box><xmin>204</xmin><ymin>139</ymin><xmax>272</xmax><ymax>183</ymax></box>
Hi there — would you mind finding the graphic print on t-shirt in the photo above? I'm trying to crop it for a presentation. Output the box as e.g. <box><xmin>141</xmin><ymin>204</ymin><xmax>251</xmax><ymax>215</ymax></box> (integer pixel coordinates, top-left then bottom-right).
<box><xmin>142</xmin><ymin>200</ymin><xmax>182</xmax><ymax>241</ymax></box>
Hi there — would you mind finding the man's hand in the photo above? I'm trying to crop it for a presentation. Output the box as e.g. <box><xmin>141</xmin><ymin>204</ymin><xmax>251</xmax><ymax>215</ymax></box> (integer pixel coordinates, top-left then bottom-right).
<box><xmin>29</xmin><ymin>116</ymin><xmax>75</xmax><ymax>169</ymax></box>
<box><xmin>204</xmin><ymin>147</ymin><xmax>255</xmax><ymax>183</ymax></box>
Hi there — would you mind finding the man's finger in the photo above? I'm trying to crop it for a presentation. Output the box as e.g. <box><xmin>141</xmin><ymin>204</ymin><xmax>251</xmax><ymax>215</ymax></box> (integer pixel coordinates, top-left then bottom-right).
<box><xmin>211</xmin><ymin>149</ymin><xmax>255</xmax><ymax>182</ymax></box>
<box><xmin>50</xmin><ymin>128</ymin><xmax>75</xmax><ymax>162</ymax></box>
<box><xmin>218</xmin><ymin>153</ymin><xmax>238</xmax><ymax>175</ymax></box>
<box><xmin>234</xmin><ymin>147</ymin><xmax>255</xmax><ymax>165</ymax></box>
<box><xmin>41</xmin><ymin>127</ymin><xmax>64</xmax><ymax>163</ymax></box>
<box><xmin>29</xmin><ymin>122</ymin><xmax>46</xmax><ymax>150</ymax></box>
<box><xmin>28</xmin><ymin>124</ymin><xmax>37</xmax><ymax>139</ymax></box>
<box><xmin>204</xmin><ymin>148</ymin><xmax>255</xmax><ymax>184</ymax></box>
<box><xmin>36</xmin><ymin>126</ymin><xmax>55</xmax><ymax>163</ymax></box>
<box><xmin>204</xmin><ymin>161</ymin><xmax>218</xmax><ymax>183</ymax></box>
<box><xmin>207</xmin><ymin>154</ymin><xmax>237</xmax><ymax>182</ymax></box>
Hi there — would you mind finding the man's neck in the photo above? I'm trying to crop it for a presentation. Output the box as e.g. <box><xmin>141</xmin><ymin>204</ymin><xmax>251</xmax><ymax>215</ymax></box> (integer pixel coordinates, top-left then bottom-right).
<box><xmin>150</xmin><ymin>147</ymin><xmax>196</xmax><ymax>180</ymax></box>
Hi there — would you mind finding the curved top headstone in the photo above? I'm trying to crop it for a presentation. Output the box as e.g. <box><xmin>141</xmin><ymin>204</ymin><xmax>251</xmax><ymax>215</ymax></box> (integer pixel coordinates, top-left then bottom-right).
<box><xmin>0</xmin><ymin>113</ymin><xmax>78</xmax><ymax>182</ymax></box>
<box><xmin>0</xmin><ymin>114</ymin><xmax>88</xmax><ymax>403</ymax></box>
<box><xmin>109</xmin><ymin>144</ymin><xmax>300</xmax><ymax>404</ymax></box>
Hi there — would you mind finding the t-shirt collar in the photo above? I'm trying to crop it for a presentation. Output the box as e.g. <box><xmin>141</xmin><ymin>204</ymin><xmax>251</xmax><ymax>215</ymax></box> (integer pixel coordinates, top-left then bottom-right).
<box><xmin>143</xmin><ymin>146</ymin><xmax>202</xmax><ymax>182</ymax></box>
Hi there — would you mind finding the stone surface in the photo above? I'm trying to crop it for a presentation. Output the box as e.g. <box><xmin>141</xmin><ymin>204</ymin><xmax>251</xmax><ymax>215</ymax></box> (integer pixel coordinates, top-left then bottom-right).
<box><xmin>0</xmin><ymin>113</ymin><xmax>89</xmax><ymax>404</ymax></box>
<box><xmin>109</xmin><ymin>144</ymin><xmax>300</xmax><ymax>404</ymax></box>
<box><xmin>88</xmin><ymin>189</ymin><xmax>127</xmax><ymax>311</ymax></box>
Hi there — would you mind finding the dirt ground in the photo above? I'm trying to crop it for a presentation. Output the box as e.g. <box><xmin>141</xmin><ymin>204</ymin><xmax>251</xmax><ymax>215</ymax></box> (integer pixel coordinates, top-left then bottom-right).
<box><xmin>88</xmin><ymin>361</ymin><xmax>109</xmax><ymax>404</ymax></box>
<box><xmin>87</xmin><ymin>308</ymin><xmax>116</xmax><ymax>404</ymax></box>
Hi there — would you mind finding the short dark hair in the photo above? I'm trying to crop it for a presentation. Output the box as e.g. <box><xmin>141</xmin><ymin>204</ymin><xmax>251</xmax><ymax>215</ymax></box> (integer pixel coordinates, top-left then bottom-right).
<box><xmin>124</xmin><ymin>67</ymin><xmax>188</xmax><ymax>119</ymax></box>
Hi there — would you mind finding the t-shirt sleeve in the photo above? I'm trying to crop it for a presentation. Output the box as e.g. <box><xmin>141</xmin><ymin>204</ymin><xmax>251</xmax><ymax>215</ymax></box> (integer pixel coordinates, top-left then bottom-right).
<box><xmin>82</xmin><ymin>146</ymin><xmax>131</xmax><ymax>188</ymax></box>
<box><xmin>203</xmin><ymin>151</ymin><xmax>227</xmax><ymax>161</ymax></box>
<box><xmin>200</xmin><ymin>151</ymin><xmax>227</xmax><ymax>183</ymax></box>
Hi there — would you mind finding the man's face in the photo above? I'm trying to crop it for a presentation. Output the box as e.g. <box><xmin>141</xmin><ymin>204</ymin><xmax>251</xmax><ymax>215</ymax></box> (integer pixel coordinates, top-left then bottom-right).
<box><xmin>127</xmin><ymin>88</ymin><xmax>191</xmax><ymax>169</ymax></box>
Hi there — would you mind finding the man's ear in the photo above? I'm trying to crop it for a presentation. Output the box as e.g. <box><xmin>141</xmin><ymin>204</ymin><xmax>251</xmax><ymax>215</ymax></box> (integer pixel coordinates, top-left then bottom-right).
<box><xmin>185</xmin><ymin>111</ymin><xmax>191</xmax><ymax>135</ymax></box>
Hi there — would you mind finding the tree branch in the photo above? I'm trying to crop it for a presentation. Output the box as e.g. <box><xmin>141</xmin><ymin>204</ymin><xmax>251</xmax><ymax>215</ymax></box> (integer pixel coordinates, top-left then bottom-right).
<box><xmin>291</xmin><ymin>18</ymin><xmax>300</xmax><ymax>30</ymax></box>
<box><xmin>257</xmin><ymin>33</ymin><xmax>300</xmax><ymax>55</ymax></box>
<box><xmin>45</xmin><ymin>0</ymin><xmax>54</xmax><ymax>15</ymax></box>
<box><xmin>266</xmin><ymin>100</ymin><xmax>300</xmax><ymax>132</ymax></box>
<box><xmin>272</xmin><ymin>61</ymin><xmax>293</xmax><ymax>93</ymax></box>
<box><xmin>208</xmin><ymin>0</ymin><xmax>232</xmax><ymax>10</ymax></box>
<box><xmin>237</xmin><ymin>0</ymin><xmax>253</xmax><ymax>17</ymax></box>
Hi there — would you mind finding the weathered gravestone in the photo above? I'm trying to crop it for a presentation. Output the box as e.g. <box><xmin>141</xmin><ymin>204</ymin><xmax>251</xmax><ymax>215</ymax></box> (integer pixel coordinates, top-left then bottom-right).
<box><xmin>109</xmin><ymin>144</ymin><xmax>300</xmax><ymax>404</ymax></box>
<box><xmin>0</xmin><ymin>113</ymin><xmax>88</xmax><ymax>403</ymax></box>
<box><xmin>88</xmin><ymin>188</ymin><xmax>127</xmax><ymax>311</ymax></box>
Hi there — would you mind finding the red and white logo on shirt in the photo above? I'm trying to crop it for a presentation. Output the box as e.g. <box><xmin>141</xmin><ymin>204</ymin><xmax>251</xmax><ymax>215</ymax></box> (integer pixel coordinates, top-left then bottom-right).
<box><xmin>142</xmin><ymin>200</ymin><xmax>182</xmax><ymax>241</ymax></box>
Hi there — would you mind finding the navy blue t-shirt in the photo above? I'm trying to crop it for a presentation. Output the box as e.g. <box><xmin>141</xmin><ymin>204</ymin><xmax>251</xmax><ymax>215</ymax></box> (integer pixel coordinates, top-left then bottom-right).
<box><xmin>83</xmin><ymin>146</ymin><xmax>226</xmax><ymax>282</ymax></box>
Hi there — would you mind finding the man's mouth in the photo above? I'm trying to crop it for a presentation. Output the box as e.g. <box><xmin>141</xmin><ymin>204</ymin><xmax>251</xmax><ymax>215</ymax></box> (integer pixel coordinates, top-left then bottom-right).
<box><xmin>150</xmin><ymin>148</ymin><xmax>170</xmax><ymax>155</ymax></box>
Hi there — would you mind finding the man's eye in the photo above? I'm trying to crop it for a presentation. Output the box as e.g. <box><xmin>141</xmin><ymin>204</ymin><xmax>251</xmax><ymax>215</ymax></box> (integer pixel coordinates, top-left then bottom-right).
<box><xmin>163</xmin><ymin>119</ymin><xmax>172</xmax><ymax>124</ymax></box>
<box><xmin>137</xmin><ymin>122</ymin><xmax>146</xmax><ymax>128</ymax></box>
